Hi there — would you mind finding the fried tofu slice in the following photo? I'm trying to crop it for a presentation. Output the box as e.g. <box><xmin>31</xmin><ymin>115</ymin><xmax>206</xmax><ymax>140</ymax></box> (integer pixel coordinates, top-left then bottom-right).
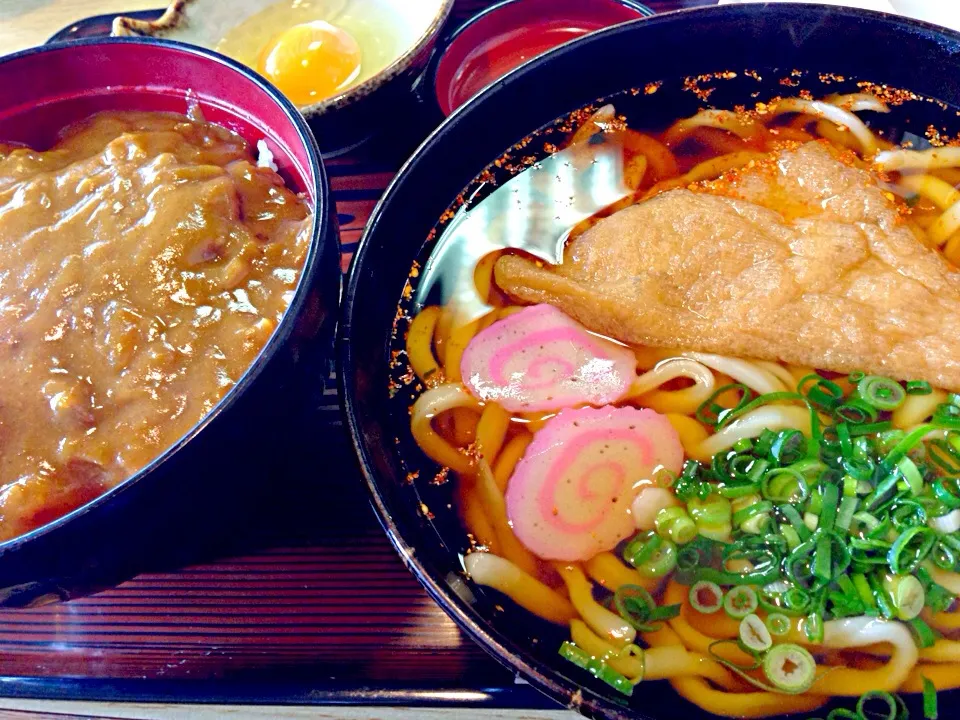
<box><xmin>494</xmin><ymin>142</ymin><xmax>960</xmax><ymax>389</ymax></box>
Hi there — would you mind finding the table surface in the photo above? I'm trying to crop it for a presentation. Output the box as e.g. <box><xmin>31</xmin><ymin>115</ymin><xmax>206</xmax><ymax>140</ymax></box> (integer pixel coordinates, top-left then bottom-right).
<box><xmin>0</xmin><ymin>0</ymin><xmax>711</xmax><ymax>718</ymax></box>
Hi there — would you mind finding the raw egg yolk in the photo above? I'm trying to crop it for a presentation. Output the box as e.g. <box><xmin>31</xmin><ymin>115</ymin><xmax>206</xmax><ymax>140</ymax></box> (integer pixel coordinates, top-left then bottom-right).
<box><xmin>257</xmin><ymin>21</ymin><xmax>362</xmax><ymax>106</ymax></box>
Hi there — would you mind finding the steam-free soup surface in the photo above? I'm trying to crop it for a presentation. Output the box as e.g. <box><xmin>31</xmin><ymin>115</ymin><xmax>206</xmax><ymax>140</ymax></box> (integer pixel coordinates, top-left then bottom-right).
<box><xmin>0</xmin><ymin>111</ymin><xmax>311</xmax><ymax>540</ymax></box>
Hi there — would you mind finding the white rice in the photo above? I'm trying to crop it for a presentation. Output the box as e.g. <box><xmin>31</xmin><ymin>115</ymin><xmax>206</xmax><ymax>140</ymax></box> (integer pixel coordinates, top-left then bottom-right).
<box><xmin>256</xmin><ymin>139</ymin><xmax>278</xmax><ymax>171</ymax></box>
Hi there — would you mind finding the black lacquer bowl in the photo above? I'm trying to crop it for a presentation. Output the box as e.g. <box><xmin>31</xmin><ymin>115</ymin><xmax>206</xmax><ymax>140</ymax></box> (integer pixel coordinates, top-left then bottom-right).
<box><xmin>340</xmin><ymin>5</ymin><xmax>960</xmax><ymax>719</ymax></box>
<box><xmin>0</xmin><ymin>38</ymin><xmax>340</xmax><ymax>607</ymax></box>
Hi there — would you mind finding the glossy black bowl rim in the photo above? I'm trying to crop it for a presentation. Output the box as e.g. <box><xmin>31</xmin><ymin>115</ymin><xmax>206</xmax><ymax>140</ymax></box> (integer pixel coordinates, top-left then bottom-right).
<box><xmin>0</xmin><ymin>36</ymin><xmax>334</xmax><ymax>555</ymax></box>
<box><xmin>340</xmin><ymin>3</ymin><xmax>960</xmax><ymax>718</ymax></box>
<box><xmin>423</xmin><ymin>0</ymin><xmax>655</xmax><ymax>116</ymax></box>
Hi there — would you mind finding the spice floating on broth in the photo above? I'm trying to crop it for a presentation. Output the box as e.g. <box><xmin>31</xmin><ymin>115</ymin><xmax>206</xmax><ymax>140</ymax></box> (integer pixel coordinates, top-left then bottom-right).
<box><xmin>398</xmin><ymin>90</ymin><xmax>960</xmax><ymax>717</ymax></box>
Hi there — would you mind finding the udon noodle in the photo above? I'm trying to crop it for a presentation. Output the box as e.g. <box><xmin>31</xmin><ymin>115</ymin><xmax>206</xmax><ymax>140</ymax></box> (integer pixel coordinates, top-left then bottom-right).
<box><xmin>401</xmin><ymin>91</ymin><xmax>960</xmax><ymax>718</ymax></box>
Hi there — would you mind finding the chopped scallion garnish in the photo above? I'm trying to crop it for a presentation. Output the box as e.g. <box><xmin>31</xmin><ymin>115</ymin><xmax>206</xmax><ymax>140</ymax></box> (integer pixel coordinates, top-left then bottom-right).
<box><xmin>723</xmin><ymin>585</ymin><xmax>758</xmax><ymax>619</ymax></box>
<box><xmin>614</xmin><ymin>585</ymin><xmax>680</xmax><ymax>632</ymax></box>
<box><xmin>923</xmin><ymin>675</ymin><xmax>939</xmax><ymax>719</ymax></box>
<box><xmin>738</xmin><ymin>613</ymin><xmax>772</xmax><ymax>652</ymax></box>
<box><xmin>688</xmin><ymin>580</ymin><xmax>723</xmax><ymax>614</ymax></box>
<box><xmin>857</xmin><ymin>375</ymin><xmax>907</xmax><ymax>411</ymax></box>
<box><xmin>559</xmin><ymin>641</ymin><xmax>635</xmax><ymax>696</ymax></box>
<box><xmin>762</xmin><ymin>643</ymin><xmax>816</xmax><ymax>693</ymax></box>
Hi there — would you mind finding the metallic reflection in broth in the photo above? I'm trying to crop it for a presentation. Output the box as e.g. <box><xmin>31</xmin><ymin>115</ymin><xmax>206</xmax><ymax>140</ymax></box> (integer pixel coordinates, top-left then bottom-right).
<box><xmin>415</xmin><ymin>132</ymin><xmax>631</xmax><ymax>325</ymax></box>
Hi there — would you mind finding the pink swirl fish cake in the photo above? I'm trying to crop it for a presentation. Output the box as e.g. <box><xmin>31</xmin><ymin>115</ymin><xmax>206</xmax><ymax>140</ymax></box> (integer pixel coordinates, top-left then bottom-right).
<box><xmin>460</xmin><ymin>304</ymin><xmax>636</xmax><ymax>413</ymax></box>
<box><xmin>505</xmin><ymin>405</ymin><xmax>683</xmax><ymax>562</ymax></box>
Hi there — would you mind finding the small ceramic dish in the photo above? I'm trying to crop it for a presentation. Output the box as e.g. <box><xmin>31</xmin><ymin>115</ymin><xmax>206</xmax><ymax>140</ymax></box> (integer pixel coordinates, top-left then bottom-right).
<box><xmin>112</xmin><ymin>0</ymin><xmax>454</xmax><ymax>154</ymax></box>
<box><xmin>427</xmin><ymin>0</ymin><xmax>654</xmax><ymax>116</ymax></box>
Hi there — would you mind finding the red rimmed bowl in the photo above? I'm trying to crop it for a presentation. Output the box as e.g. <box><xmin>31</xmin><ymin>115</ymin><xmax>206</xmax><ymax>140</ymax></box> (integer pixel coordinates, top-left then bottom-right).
<box><xmin>428</xmin><ymin>0</ymin><xmax>654</xmax><ymax>116</ymax></box>
<box><xmin>0</xmin><ymin>38</ymin><xmax>339</xmax><ymax>606</ymax></box>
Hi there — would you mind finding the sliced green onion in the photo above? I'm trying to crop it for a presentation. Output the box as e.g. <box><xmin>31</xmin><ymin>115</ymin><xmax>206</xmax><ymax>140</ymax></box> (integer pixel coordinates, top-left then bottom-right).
<box><xmin>898</xmin><ymin>456</ymin><xmax>923</xmax><ymax>496</ymax></box>
<box><xmin>923</xmin><ymin>675</ymin><xmax>939</xmax><ymax>719</ymax></box>
<box><xmin>813</xmin><ymin>533</ymin><xmax>834</xmax><ymax>583</ymax></box>
<box><xmin>929</xmin><ymin>441</ymin><xmax>960</xmax><ymax>474</ymax></box>
<box><xmin>881</xmin><ymin>423</ymin><xmax>934</xmax><ymax>473</ymax></box>
<box><xmin>865</xmin><ymin>468</ymin><xmax>904</xmax><ymax>512</ymax></box>
<box><xmin>857</xmin><ymin>376</ymin><xmax>907</xmax><ymax>411</ymax></box>
<box><xmin>852</xmin><ymin>573</ymin><xmax>877</xmax><ymax>611</ymax></box>
<box><xmin>719</xmin><ymin>392</ymin><xmax>810</xmax><ymax>431</ymax></box>
<box><xmin>614</xmin><ymin>585</ymin><xmax>680</xmax><ymax>632</ymax></box>
<box><xmin>837</xmin><ymin>422</ymin><xmax>853</xmax><ymax>460</ymax></box>
<box><xmin>559</xmin><ymin>641</ymin><xmax>635</xmax><ymax>696</ymax></box>
<box><xmin>696</xmin><ymin>383</ymin><xmax>754</xmax><ymax>428</ymax></box>
<box><xmin>918</xmin><ymin>567</ymin><xmax>957</xmax><ymax>613</ymax></box>
<box><xmin>908</xmin><ymin>380</ymin><xmax>934</xmax><ymax>396</ymax></box>
<box><xmin>855</xmin><ymin>690</ymin><xmax>899</xmax><ymax>720</ymax></box>
<box><xmin>808</xmin><ymin>487</ymin><xmax>823</xmax><ymax>515</ymax></box>
<box><xmin>687</xmin><ymin>494</ymin><xmax>732</xmax><ymax>526</ymax></box>
<box><xmin>636</xmin><ymin>538</ymin><xmax>678</xmax><ymax>579</ymax></box>
<box><xmin>836</xmin><ymin>496</ymin><xmax>859</xmax><ymax>531</ymax></box>
<box><xmin>784</xmin><ymin>587</ymin><xmax>812</xmax><ymax>613</ymax></box>
<box><xmin>800</xmin><ymin>374</ymin><xmax>844</xmax><ymax>411</ymax></box>
<box><xmin>687</xmin><ymin>495</ymin><xmax>732</xmax><ymax>541</ymax></box>
<box><xmin>624</xmin><ymin>531</ymin><xmax>661</xmax><ymax>568</ymax></box>
<box><xmin>762</xmin><ymin>643</ymin><xmax>817</xmax><ymax>693</ymax></box>
<box><xmin>882</xmin><ymin>574</ymin><xmax>925</xmax><ymax>620</ymax></box>
<box><xmin>693</xmin><ymin>562</ymin><xmax>780</xmax><ymax>588</ymax></box>
<box><xmin>889</xmin><ymin>526</ymin><xmax>936</xmax><ymax>575</ymax></box>
<box><xmin>934</xmin><ymin>478</ymin><xmax>960</xmax><ymax>510</ymax></box>
<box><xmin>762</xmin><ymin>467</ymin><xmax>809</xmax><ymax>504</ymax></box>
<box><xmin>718</xmin><ymin>482</ymin><xmax>762</xmax><ymax>499</ymax></box>
<box><xmin>676</xmin><ymin>546</ymin><xmax>701</xmax><ymax>573</ymax></box>
<box><xmin>868</xmin><ymin>571</ymin><xmax>896</xmax><ymax>620</ymax></box>
<box><xmin>654</xmin><ymin>506</ymin><xmax>698</xmax><ymax>545</ymax></box>
<box><xmin>850</xmin><ymin>421</ymin><xmax>892</xmax><ymax>438</ymax></box>
<box><xmin>908</xmin><ymin>616</ymin><xmax>938</xmax><ymax>649</ymax></box>
<box><xmin>689</xmin><ymin>581</ymin><xmax>724</xmax><ymax>614</ymax></box>
<box><xmin>842</xmin><ymin>474</ymin><xmax>859</xmax><ymax>498</ymax></box>
<box><xmin>936</xmin><ymin>402</ymin><xmax>960</xmax><ymax>429</ymax></box>
<box><xmin>851</xmin><ymin>511</ymin><xmax>882</xmax><ymax>535</ymax></box>
<box><xmin>835</xmin><ymin>398</ymin><xmax>879</xmax><ymax>425</ymax></box>
<box><xmin>891</xmin><ymin>499</ymin><xmax>928</xmax><ymax>531</ymax></box>
<box><xmin>803</xmin><ymin>611</ymin><xmax>824</xmax><ymax>643</ymax></box>
<box><xmin>655</xmin><ymin>369</ymin><xmax>960</xmax><ymax>647</ymax></box>
<box><xmin>770</xmin><ymin>430</ymin><xmax>806</xmax><ymax>465</ymax></box>
<box><xmin>779</xmin><ymin>504</ymin><xmax>813</xmax><ymax>542</ymax></box>
<box><xmin>819</xmin><ymin>483</ymin><xmax>840</xmax><ymax>533</ymax></box>
<box><xmin>766</xmin><ymin>612</ymin><xmax>791</xmax><ymax>636</ymax></box>
<box><xmin>781</xmin><ymin>525</ymin><xmax>802</xmax><ymax>551</ymax></box>
<box><xmin>933</xmin><ymin>540</ymin><xmax>957</xmax><ymax>570</ymax></box>
<box><xmin>738</xmin><ymin>613</ymin><xmax>772</xmax><ymax>652</ymax></box>
<box><xmin>723</xmin><ymin>585</ymin><xmax>758</xmax><ymax>619</ymax></box>
<box><xmin>754</xmin><ymin>429</ymin><xmax>777</xmax><ymax>458</ymax></box>
<box><xmin>851</xmin><ymin>449</ymin><xmax>877</xmax><ymax>474</ymax></box>
<box><xmin>732</xmin><ymin>499</ymin><xmax>774</xmax><ymax>533</ymax></box>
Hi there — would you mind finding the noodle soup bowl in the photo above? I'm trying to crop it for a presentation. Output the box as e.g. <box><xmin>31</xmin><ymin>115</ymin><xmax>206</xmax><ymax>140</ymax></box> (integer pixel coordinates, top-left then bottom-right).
<box><xmin>340</xmin><ymin>4</ymin><xmax>960</xmax><ymax>718</ymax></box>
<box><xmin>0</xmin><ymin>38</ymin><xmax>339</xmax><ymax>606</ymax></box>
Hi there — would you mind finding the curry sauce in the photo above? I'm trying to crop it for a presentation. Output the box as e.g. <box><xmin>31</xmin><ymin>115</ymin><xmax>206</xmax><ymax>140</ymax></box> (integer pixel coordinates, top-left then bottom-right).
<box><xmin>0</xmin><ymin>111</ymin><xmax>311</xmax><ymax>540</ymax></box>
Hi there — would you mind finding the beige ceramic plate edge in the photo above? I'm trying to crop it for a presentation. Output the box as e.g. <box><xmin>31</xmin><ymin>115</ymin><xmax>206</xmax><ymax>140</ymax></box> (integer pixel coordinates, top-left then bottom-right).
<box><xmin>112</xmin><ymin>0</ymin><xmax>454</xmax><ymax>116</ymax></box>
